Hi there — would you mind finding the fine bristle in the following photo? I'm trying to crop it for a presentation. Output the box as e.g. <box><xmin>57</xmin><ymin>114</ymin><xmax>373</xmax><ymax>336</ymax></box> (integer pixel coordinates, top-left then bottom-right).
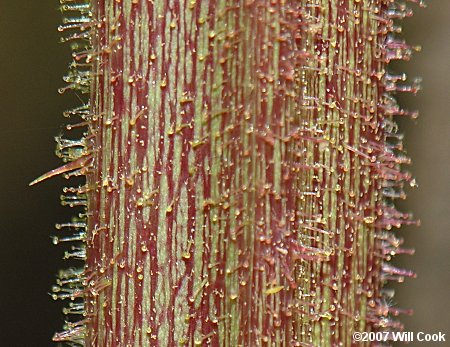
<box><xmin>52</xmin><ymin>0</ymin><xmax>93</xmax><ymax>345</ymax></box>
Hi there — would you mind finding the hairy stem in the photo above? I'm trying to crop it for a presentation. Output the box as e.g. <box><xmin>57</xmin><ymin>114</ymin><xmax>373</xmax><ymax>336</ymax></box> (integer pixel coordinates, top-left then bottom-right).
<box><xmin>47</xmin><ymin>0</ymin><xmax>421</xmax><ymax>346</ymax></box>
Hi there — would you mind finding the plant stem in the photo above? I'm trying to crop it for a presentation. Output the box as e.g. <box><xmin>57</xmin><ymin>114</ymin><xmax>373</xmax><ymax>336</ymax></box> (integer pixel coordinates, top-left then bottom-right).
<box><xmin>48</xmin><ymin>0</ymin><xmax>421</xmax><ymax>345</ymax></box>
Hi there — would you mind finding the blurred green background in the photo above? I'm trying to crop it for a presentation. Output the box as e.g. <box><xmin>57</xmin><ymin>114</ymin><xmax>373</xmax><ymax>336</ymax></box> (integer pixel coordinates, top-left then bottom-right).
<box><xmin>0</xmin><ymin>1</ymin><xmax>448</xmax><ymax>346</ymax></box>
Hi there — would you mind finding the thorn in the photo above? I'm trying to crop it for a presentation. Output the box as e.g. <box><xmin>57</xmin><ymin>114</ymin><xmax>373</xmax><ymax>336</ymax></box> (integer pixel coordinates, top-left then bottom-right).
<box><xmin>29</xmin><ymin>157</ymin><xmax>89</xmax><ymax>186</ymax></box>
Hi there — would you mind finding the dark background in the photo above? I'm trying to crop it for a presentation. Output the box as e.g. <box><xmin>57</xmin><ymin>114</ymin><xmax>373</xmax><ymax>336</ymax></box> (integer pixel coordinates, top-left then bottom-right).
<box><xmin>0</xmin><ymin>1</ymin><xmax>448</xmax><ymax>346</ymax></box>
